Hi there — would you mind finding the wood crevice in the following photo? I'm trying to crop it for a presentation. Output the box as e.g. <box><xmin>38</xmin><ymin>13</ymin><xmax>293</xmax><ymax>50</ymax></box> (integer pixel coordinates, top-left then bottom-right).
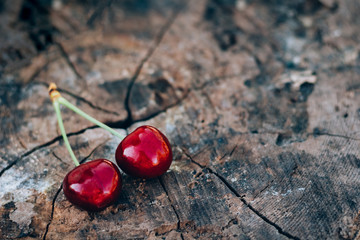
<box><xmin>183</xmin><ymin>151</ymin><xmax>301</xmax><ymax>240</ymax></box>
<box><xmin>310</xmin><ymin>131</ymin><xmax>360</xmax><ymax>141</ymax></box>
<box><xmin>58</xmin><ymin>87</ymin><xmax>120</xmax><ymax>116</ymax></box>
<box><xmin>42</xmin><ymin>184</ymin><xmax>62</xmax><ymax>240</ymax></box>
<box><xmin>0</xmin><ymin>125</ymin><xmax>97</xmax><ymax>178</ymax></box>
<box><xmin>55</xmin><ymin>42</ymin><xmax>84</xmax><ymax>81</ymax></box>
<box><xmin>123</xmin><ymin>4</ymin><xmax>186</xmax><ymax>127</ymax></box>
<box><xmin>252</xmin><ymin>180</ymin><xmax>274</xmax><ymax>201</ymax></box>
<box><xmin>86</xmin><ymin>0</ymin><xmax>114</xmax><ymax>27</ymax></box>
<box><xmin>158</xmin><ymin>177</ymin><xmax>184</xmax><ymax>239</ymax></box>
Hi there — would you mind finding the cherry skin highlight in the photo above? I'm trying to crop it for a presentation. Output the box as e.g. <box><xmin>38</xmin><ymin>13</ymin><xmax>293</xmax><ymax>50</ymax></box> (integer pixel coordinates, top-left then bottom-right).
<box><xmin>115</xmin><ymin>125</ymin><xmax>172</xmax><ymax>179</ymax></box>
<box><xmin>63</xmin><ymin>159</ymin><xmax>122</xmax><ymax>211</ymax></box>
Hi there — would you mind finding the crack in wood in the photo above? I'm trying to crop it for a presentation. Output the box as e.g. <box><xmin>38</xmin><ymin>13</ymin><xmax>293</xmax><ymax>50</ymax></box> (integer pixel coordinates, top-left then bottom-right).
<box><xmin>23</xmin><ymin>53</ymin><xmax>55</xmax><ymax>85</ymax></box>
<box><xmin>53</xmin><ymin>10</ymin><xmax>80</xmax><ymax>34</ymax></box>
<box><xmin>133</xmin><ymin>89</ymin><xmax>191</xmax><ymax>123</ymax></box>
<box><xmin>52</xmin><ymin>152</ymin><xmax>69</xmax><ymax>166</ymax></box>
<box><xmin>147</xmin><ymin>228</ymin><xmax>183</xmax><ymax>239</ymax></box>
<box><xmin>217</xmin><ymin>144</ymin><xmax>238</xmax><ymax>162</ymax></box>
<box><xmin>229</xmin><ymin>145</ymin><xmax>238</xmax><ymax>157</ymax></box>
<box><xmin>0</xmin><ymin>126</ymin><xmax>95</xmax><ymax>178</ymax></box>
<box><xmin>158</xmin><ymin>177</ymin><xmax>184</xmax><ymax>239</ymax></box>
<box><xmin>42</xmin><ymin>184</ymin><xmax>62</xmax><ymax>240</ymax></box>
<box><xmin>26</xmin><ymin>65</ymin><xmax>49</xmax><ymax>85</ymax></box>
<box><xmin>86</xmin><ymin>0</ymin><xmax>114</xmax><ymax>27</ymax></box>
<box><xmin>31</xmin><ymin>82</ymin><xmax>120</xmax><ymax>115</ymax></box>
<box><xmin>310</xmin><ymin>132</ymin><xmax>360</xmax><ymax>141</ymax></box>
<box><xmin>58</xmin><ymin>87</ymin><xmax>120</xmax><ymax>116</ymax></box>
<box><xmin>104</xmin><ymin>86</ymin><xmax>190</xmax><ymax>130</ymax></box>
<box><xmin>252</xmin><ymin>180</ymin><xmax>274</xmax><ymax>200</ymax></box>
<box><xmin>221</xmin><ymin>217</ymin><xmax>238</xmax><ymax>231</ymax></box>
<box><xmin>122</xmin><ymin>2</ymin><xmax>187</xmax><ymax>127</ymax></box>
<box><xmin>55</xmin><ymin>42</ymin><xmax>84</xmax><ymax>82</ymax></box>
<box><xmin>183</xmin><ymin>151</ymin><xmax>301</xmax><ymax>240</ymax></box>
<box><xmin>249</xmin><ymin>130</ymin><xmax>360</xmax><ymax>142</ymax></box>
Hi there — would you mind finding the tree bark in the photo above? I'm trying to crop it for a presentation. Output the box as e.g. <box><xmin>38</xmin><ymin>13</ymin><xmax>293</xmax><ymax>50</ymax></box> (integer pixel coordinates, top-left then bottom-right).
<box><xmin>1</xmin><ymin>0</ymin><xmax>360</xmax><ymax>239</ymax></box>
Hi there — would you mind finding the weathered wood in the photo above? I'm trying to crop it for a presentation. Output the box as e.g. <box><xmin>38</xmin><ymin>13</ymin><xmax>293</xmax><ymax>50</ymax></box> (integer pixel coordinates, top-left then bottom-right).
<box><xmin>1</xmin><ymin>0</ymin><xmax>360</xmax><ymax>239</ymax></box>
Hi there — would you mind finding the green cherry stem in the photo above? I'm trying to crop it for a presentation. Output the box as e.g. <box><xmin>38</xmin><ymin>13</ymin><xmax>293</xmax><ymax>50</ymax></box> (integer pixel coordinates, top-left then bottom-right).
<box><xmin>53</xmin><ymin>99</ymin><xmax>80</xmax><ymax>166</ymax></box>
<box><xmin>57</xmin><ymin>97</ymin><xmax>124</xmax><ymax>140</ymax></box>
<box><xmin>48</xmin><ymin>83</ymin><xmax>124</xmax><ymax>140</ymax></box>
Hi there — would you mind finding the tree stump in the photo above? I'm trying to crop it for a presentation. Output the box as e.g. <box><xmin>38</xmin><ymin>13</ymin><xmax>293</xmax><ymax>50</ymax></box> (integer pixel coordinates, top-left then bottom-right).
<box><xmin>1</xmin><ymin>0</ymin><xmax>360</xmax><ymax>239</ymax></box>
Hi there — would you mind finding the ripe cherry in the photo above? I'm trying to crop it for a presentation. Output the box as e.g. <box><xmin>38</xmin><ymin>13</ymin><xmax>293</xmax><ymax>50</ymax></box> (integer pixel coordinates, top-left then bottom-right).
<box><xmin>49</xmin><ymin>83</ymin><xmax>125</xmax><ymax>211</ymax></box>
<box><xmin>115</xmin><ymin>125</ymin><xmax>172</xmax><ymax>179</ymax></box>
<box><xmin>63</xmin><ymin>159</ymin><xmax>122</xmax><ymax>211</ymax></box>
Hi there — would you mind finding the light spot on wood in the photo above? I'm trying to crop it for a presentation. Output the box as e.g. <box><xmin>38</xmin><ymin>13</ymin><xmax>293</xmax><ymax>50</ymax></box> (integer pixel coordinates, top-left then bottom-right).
<box><xmin>9</xmin><ymin>202</ymin><xmax>35</xmax><ymax>229</ymax></box>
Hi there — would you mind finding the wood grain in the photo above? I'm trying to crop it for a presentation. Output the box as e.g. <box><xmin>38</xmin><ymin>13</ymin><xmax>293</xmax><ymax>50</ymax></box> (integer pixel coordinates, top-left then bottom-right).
<box><xmin>1</xmin><ymin>0</ymin><xmax>359</xmax><ymax>239</ymax></box>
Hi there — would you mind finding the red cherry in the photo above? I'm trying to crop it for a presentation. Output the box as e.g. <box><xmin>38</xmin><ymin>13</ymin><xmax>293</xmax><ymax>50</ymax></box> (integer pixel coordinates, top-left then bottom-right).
<box><xmin>115</xmin><ymin>125</ymin><xmax>173</xmax><ymax>178</ymax></box>
<box><xmin>63</xmin><ymin>159</ymin><xmax>122</xmax><ymax>211</ymax></box>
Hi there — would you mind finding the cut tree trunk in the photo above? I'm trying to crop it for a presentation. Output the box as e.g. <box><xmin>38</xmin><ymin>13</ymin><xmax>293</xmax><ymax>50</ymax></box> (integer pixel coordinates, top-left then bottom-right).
<box><xmin>1</xmin><ymin>0</ymin><xmax>360</xmax><ymax>239</ymax></box>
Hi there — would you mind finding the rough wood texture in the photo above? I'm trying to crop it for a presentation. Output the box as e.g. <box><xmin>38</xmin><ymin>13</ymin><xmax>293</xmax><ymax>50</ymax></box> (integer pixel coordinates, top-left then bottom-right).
<box><xmin>1</xmin><ymin>0</ymin><xmax>360</xmax><ymax>239</ymax></box>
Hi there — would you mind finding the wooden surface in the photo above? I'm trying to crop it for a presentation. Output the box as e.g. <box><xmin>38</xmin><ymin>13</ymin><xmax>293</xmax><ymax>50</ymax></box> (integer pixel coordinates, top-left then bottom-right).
<box><xmin>1</xmin><ymin>0</ymin><xmax>360</xmax><ymax>239</ymax></box>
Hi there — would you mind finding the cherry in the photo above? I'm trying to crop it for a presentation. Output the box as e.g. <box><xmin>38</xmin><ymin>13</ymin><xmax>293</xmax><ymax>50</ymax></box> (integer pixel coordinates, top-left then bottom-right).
<box><xmin>115</xmin><ymin>125</ymin><xmax>172</xmax><ymax>179</ymax></box>
<box><xmin>63</xmin><ymin>159</ymin><xmax>122</xmax><ymax>211</ymax></box>
<box><xmin>48</xmin><ymin>83</ymin><xmax>126</xmax><ymax>211</ymax></box>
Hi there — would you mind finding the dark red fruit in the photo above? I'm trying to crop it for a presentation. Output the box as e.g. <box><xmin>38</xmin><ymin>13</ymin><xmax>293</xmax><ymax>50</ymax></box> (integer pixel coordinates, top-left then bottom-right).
<box><xmin>63</xmin><ymin>159</ymin><xmax>122</xmax><ymax>211</ymax></box>
<box><xmin>115</xmin><ymin>125</ymin><xmax>172</xmax><ymax>179</ymax></box>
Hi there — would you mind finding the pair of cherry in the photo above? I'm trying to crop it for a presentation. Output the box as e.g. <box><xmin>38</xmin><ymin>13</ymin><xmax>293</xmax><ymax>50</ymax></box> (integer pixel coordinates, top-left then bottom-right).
<box><xmin>49</xmin><ymin>84</ymin><xmax>172</xmax><ymax>211</ymax></box>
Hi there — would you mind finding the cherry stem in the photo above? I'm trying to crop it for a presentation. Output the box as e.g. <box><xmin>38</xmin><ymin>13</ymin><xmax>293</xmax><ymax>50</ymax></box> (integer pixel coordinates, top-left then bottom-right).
<box><xmin>57</xmin><ymin>97</ymin><xmax>124</xmax><ymax>140</ymax></box>
<box><xmin>53</xmin><ymin>100</ymin><xmax>80</xmax><ymax>166</ymax></box>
